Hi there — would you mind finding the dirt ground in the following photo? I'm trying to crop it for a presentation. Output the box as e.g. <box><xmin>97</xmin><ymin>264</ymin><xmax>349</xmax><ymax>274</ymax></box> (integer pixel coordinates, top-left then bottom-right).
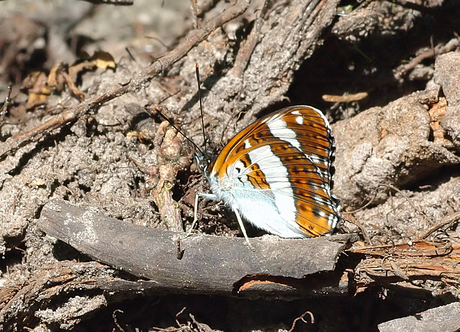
<box><xmin>1</xmin><ymin>0</ymin><xmax>460</xmax><ymax>331</ymax></box>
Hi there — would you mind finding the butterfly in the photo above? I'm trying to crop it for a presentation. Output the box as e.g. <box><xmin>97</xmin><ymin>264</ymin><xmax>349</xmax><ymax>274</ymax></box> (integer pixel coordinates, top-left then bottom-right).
<box><xmin>193</xmin><ymin>105</ymin><xmax>341</xmax><ymax>243</ymax></box>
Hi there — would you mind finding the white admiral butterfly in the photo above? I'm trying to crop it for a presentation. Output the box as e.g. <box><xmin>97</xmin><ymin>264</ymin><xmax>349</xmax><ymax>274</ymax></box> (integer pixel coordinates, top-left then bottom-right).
<box><xmin>193</xmin><ymin>105</ymin><xmax>340</xmax><ymax>243</ymax></box>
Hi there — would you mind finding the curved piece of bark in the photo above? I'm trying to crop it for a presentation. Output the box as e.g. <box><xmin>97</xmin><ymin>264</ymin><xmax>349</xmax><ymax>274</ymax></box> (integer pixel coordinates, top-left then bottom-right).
<box><xmin>37</xmin><ymin>199</ymin><xmax>348</xmax><ymax>297</ymax></box>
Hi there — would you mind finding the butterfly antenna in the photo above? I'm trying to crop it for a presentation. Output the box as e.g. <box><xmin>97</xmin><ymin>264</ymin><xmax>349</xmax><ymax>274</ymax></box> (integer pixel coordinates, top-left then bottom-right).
<box><xmin>195</xmin><ymin>63</ymin><xmax>207</xmax><ymax>151</ymax></box>
<box><xmin>150</xmin><ymin>106</ymin><xmax>203</xmax><ymax>155</ymax></box>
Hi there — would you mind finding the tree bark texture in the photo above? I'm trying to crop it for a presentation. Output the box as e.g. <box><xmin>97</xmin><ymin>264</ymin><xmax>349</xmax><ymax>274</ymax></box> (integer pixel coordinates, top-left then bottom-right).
<box><xmin>38</xmin><ymin>199</ymin><xmax>349</xmax><ymax>298</ymax></box>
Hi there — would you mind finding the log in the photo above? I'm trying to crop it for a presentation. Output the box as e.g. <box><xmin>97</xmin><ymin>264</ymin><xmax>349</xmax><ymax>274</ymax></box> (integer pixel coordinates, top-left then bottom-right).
<box><xmin>38</xmin><ymin>199</ymin><xmax>349</xmax><ymax>298</ymax></box>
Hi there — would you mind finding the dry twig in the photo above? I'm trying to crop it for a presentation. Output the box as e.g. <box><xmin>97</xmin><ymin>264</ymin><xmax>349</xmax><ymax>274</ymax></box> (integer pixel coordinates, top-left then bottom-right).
<box><xmin>289</xmin><ymin>310</ymin><xmax>315</xmax><ymax>332</ymax></box>
<box><xmin>416</xmin><ymin>211</ymin><xmax>460</xmax><ymax>240</ymax></box>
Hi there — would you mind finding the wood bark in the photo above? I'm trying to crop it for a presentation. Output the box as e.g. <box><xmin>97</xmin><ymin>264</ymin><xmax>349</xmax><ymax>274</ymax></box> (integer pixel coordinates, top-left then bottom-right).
<box><xmin>37</xmin><ymin>199</ymin><xmax>349</xmax><ymax>298</ymax></box>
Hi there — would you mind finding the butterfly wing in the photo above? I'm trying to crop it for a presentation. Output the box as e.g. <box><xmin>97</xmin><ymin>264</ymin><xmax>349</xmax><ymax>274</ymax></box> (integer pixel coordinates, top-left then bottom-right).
<box><xmin>208</xmin><ymin>105</ymin><xmax>340</xmax><ymax>237</ymax></box>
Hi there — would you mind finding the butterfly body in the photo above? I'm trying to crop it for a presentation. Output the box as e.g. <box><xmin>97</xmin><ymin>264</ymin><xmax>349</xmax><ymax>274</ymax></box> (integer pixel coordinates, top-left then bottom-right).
<box><xmin>195</xmin><ymin>105</ymin><xmax>340</xmax><ymax>240</ymax></box>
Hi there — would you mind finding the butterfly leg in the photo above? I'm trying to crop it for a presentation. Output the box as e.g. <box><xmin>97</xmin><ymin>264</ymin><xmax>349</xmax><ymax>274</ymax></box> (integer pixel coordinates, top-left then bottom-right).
<box><xmin>233</xmin><ymin>207</ymin><xmax>254</xmax><ymax>249</ymax></box>
<box><xmin>186</xmin><ymin>193</ymin><xmax>254</xmax><ymax>249</ymax></box>
<box><xmin>183</xmin><ymin>192</ymin><xmax>202</xmax><ymax>238</ymax></box>
<box><xmin>184</xmin><ymin>192</ymin><xmax>219</xmax><ymax>238</ymax></box>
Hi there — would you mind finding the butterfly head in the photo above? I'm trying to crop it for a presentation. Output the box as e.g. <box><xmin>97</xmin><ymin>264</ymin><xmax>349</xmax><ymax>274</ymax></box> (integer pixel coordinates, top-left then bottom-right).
<box><xmin>194</xmin><ymin>150</ymin><xmax>211</xmax><ymax>173</ymax></box>
<box><xmin>194</xmin><ymin>142</ymin><xmax>224</xmax><ymax>178</ymax></box>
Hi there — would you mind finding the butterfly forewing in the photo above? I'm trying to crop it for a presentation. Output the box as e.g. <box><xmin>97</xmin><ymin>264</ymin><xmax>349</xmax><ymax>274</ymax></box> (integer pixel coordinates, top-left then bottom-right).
<box><xmin>205</xmin><ymin>105</ymin><xmax>340</xmax><ymax>237</ymax></box>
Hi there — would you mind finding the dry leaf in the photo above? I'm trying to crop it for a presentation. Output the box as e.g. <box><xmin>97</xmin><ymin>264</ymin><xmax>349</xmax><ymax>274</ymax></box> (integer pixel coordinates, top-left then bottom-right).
<box><xmin>69</xmin><ymin>51</ymin><xmax>116</xmax><ymax>81</ymax></box>
<box><xmin>22</xmin><ymin>71</ymin><xmax>51</xmax><ymax>109</ymax></box>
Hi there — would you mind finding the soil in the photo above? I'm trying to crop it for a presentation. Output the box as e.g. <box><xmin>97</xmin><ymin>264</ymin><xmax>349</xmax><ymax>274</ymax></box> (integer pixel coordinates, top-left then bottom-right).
<box><xmin>1</xmin><ymin>0</ymin><xmax>460</xmax><ymax>331</ymax></box>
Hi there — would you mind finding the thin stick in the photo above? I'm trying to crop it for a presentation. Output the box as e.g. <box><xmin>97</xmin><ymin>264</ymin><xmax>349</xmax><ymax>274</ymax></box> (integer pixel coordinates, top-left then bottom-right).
<box><xmin>289</xmin><ymin>310</ymin><xmax>315</xmax><ymax>332</ymax></box>
<box><xmin>416</xmin><ymin>211</ymin><xmax>460</xmax><ymax>240</ymax></box>
<box><xmin>343</xmin><ymin>213</ymin><xmax>373</xmax><ymax>246</ymax></box>
<box><xmin>385</xmin><ymin>184</ymin><xmax>431</xmax><ymax>227</ymax></box>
